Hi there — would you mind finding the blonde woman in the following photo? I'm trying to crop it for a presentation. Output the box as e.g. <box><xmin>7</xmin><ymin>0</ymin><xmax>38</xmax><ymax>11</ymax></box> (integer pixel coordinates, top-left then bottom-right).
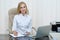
<box><xmin>12</xmin><ymin>2</ymin><xmax>32</xmax><ymax>40</ymax></box>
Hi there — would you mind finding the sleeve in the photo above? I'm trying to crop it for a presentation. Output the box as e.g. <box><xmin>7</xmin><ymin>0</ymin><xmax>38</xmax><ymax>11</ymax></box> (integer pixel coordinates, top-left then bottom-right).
<box><xmin>27</xmin><ymin>18</ymin><xmax>32</xmax><ymax>32</ymax></box>
<box><xmin>12</xmin><ymin>16</ymin><xmax>17</xmax><ymax>31</ymax></box>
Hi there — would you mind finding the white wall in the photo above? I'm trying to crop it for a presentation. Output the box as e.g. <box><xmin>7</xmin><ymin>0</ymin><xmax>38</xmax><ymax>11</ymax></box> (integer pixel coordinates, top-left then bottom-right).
<box><xmin>35</xmin><ymin>0</ymin><xmax>60</xmax><ymax>29</ymax></box>
<box><xmin>56</xmin><ymin>0</ymin><xmax>60</xmax><ymax>21</ymax></box>
<box><xmin>0</xmin><ymin>0</ymin><xmax>37</xmax><ymax>34</ymax></box>
<box><xmin>36</xmin><ymin>0</ymin><xmax>57</xmax><ymax>28</ymax></box>
<box><xmin>0</xmin><ymin>0</ymin><xmax>9</xmax><ymax>34</ymax></box>
<box><xmin>0</xmin><ymin>0</ymin><xmax>60</xmax><ymax>34</ymax></box>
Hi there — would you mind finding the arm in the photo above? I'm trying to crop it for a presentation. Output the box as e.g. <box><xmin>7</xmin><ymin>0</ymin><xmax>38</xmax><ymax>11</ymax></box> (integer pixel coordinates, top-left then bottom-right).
<box><xmin>26</xmin><ymin>18</ymin><xmax>32</xmax><ymax>35</ymax></box>
<box><xmin>12</xmin><ymin>16</ymin><xmax>18</xmax><ymax>36</ymax></box>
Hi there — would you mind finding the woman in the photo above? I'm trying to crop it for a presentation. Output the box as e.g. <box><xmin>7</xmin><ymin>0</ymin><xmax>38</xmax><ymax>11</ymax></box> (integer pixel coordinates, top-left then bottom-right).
<box><xmin>12</xmin><ymin>2</ymin><xmax>32</xmax><ymax>40</ymax></box>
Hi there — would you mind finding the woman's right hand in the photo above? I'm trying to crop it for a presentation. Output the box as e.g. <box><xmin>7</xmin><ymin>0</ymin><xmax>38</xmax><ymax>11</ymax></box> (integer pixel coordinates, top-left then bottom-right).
<box><xmin>13</xmin><ymin>31</ymin><xmax>18</xmax><ymax>36</ymax></box>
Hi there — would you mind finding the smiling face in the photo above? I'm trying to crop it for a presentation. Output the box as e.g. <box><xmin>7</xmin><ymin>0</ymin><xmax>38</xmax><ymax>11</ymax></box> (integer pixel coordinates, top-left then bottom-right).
<box><xmin>17</xmin><ymin>2</ymin><xmax>28</xmax><ymax>14</ymax></box>
<box><xmin>20</xmin><ymin>4</ymin><xmax>26</xmax><ymax>14</ymax></box>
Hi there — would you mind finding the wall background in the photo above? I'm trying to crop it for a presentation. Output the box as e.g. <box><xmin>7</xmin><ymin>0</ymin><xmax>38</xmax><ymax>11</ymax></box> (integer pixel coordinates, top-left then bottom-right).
<box><xmin>0</xmin><ymin>0</ymin><xmax>37</xmax><ymax>34</ymax></box>
<box><xmin>0</xmin><ymin>0</ymin><xmax>60</xmax><ymax>34</ymax></box>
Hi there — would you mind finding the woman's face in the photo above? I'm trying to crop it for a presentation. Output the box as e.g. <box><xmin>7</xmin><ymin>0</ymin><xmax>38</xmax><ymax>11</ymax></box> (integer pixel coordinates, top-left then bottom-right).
<box><xmin>20</xmin><ymin>4</ymin><xmax>26</xmax><ymax>14</ymax></box>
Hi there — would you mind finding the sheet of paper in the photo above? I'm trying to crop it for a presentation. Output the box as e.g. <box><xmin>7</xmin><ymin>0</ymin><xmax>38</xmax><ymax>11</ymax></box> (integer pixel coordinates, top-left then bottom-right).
<box><xmin>10</xmin><ymin>34</ymin><xmax>24</xmax><ymax>37</ymax></box>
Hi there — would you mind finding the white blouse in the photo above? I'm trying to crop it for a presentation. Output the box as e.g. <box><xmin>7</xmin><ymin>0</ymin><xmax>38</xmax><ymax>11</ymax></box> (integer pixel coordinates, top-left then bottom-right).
<box><xmin>12</xmin><ymin>14</ymin><xmax>32</xmax><ymax>37</ymax></box>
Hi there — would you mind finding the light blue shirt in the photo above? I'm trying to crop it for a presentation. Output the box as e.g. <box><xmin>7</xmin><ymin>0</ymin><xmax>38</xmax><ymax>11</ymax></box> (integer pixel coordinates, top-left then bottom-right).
<box><xmin>12</xmin><ymin>14</ymin><xmax>32</xmax><ymax>37</ymax></box>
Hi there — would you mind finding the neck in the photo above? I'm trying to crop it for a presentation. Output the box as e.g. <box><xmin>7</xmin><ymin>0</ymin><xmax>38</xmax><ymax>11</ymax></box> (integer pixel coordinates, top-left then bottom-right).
<box><xmin>22</xmin><ymin>13</ymin><xmax>26</xmax><ymax>16</ymax></box>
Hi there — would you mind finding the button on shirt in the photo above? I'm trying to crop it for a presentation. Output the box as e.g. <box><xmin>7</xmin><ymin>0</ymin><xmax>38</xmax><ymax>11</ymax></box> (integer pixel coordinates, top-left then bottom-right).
<box><xmin>12</xmin><ymin>14</ymin><xmax>32</xmax><ymax>37</ymax></box>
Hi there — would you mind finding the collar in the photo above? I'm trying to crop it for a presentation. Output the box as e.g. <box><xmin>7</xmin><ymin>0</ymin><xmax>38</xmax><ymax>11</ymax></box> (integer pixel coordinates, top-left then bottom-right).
<box><xmin>19</xmin><ymin>14</ymin><xmax>27</xmax><ymax>17</ymax></box>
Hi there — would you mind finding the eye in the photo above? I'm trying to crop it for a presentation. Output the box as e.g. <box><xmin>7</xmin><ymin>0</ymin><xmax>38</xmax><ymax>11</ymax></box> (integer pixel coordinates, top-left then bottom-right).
<box><xmin>21</xmin><ymin>7</ymin><xmax>23</xmax><ymax>8</ymax></box>
<box><xmin>24</xmin><ymin>6</ymin><xmax>26</xmax><ymax>8</ymax></box>
<box><xmin>20</xmin><ymin>6</ymin><xmax>26</xmax><ymax>8</ymax></box>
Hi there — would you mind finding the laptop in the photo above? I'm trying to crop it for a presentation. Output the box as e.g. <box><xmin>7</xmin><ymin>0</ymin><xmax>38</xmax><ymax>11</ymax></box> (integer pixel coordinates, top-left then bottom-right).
<box><xmin>36</xmin><ymin>25</ymin><xmax>51</xmax><ymax>38</ymax></box>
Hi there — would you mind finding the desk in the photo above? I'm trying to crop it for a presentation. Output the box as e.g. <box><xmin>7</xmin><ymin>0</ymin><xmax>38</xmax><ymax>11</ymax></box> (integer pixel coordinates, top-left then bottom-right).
<box><xmin>49</xmin><ymin>32</ymin><xmax>60</xmax><ymax>40</ymax></box>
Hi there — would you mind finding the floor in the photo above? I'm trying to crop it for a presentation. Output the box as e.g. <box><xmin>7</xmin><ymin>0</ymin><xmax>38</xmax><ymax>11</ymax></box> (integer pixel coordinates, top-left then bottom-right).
<box><xmin>0</xmin><ymin>34</ymin><xmax>9</xmax><ymax>40</ymax></box>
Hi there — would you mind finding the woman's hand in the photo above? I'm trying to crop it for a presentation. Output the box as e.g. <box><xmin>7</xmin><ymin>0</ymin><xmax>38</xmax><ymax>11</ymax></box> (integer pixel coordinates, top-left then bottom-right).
<box><xmin>13</xmin><ymin>31</ymin><xmax>18</xmax><ymax>36</ymax></box>
<box><xmin>26</xmin><ymin>32</ymin><xmax>30</xmax><ymax>36</ymax></box>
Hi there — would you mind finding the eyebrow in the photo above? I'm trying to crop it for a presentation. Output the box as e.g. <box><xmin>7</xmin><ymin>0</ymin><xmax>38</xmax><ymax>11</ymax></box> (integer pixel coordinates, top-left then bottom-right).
<box><xmin>20</xmin><ymin>6</ymin><xmax>26</xmax><ymax>8</ymax></box>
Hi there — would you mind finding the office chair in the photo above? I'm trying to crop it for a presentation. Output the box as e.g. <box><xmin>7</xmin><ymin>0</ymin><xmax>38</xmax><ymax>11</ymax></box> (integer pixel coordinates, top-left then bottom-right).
<box><xmin>8</xmin><ymin>8</ymin><xmax>36</xmax><ymax>40</ymax></box>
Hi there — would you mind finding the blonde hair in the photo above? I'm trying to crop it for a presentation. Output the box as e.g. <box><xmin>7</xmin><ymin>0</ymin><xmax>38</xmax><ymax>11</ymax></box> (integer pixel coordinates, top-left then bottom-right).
<box><xmin>17</xmin><ymin>2</ymin><xmax>28</xmax><ymax>14</ymax></box>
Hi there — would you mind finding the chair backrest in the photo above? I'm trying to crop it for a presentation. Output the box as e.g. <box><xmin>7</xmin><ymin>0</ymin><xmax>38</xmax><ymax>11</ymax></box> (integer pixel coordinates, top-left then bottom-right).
<box><xmin>8</xmin><ymin>8</ymin><xmax>18</xmax><ymax>34</ymax></box>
